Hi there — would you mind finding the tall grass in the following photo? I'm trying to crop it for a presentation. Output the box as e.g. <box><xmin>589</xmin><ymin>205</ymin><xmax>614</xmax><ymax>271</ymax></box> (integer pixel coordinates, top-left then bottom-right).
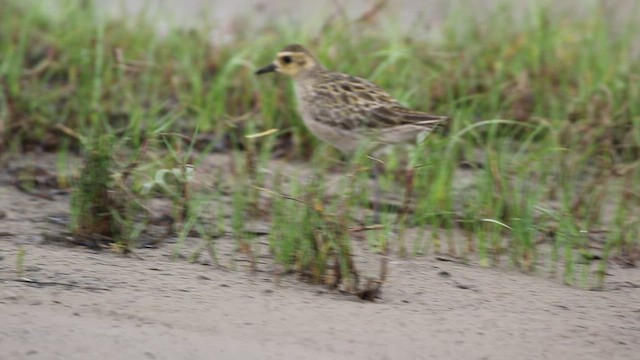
<box><xmin>1</xmin><ymin>0</ymin><xmax>638</xmax><ymax>291</ymax></box>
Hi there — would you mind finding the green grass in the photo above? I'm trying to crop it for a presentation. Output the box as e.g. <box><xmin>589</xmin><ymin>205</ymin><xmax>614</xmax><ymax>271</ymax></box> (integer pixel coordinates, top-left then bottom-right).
<box><xmin>1</xmin><ymin>0</ymin><xmax>639</xmax><ymax>292</ymax></box>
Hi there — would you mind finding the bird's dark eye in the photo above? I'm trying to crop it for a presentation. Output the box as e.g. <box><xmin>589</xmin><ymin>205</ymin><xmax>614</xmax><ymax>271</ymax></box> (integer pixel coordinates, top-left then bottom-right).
<box><xmin>282</xmin><ymin>56</ymin><xmax>292</xmax><ymax>64</ymax></box>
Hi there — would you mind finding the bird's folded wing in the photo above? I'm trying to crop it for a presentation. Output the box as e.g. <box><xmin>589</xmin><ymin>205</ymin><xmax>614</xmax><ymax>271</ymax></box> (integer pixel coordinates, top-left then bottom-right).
<box><xmin>368</xmin><ymin>105</ymin><xmax>448</xmax><ymax>129</ymax></box>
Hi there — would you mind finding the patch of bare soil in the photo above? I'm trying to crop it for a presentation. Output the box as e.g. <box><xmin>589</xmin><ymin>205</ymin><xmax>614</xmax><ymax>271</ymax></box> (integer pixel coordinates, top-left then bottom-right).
<box><xmin>1</xmin><ymin>154</ymin><xmax>639</xmax><ymax>360</ymax></box>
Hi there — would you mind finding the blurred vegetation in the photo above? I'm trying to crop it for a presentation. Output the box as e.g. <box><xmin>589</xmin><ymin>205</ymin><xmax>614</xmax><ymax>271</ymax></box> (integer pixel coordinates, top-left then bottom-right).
<box><xmin>0</xmin><ymin>0</ymin><xmax>638</xmax><ymax>292</ymax></box>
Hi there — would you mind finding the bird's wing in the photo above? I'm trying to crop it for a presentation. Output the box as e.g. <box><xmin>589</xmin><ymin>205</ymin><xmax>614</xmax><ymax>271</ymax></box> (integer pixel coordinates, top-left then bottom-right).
<box><xmin>308</xmin><ymin>73</ymin><xmax>447</xmax><ymax>130</ymax></box>
<box><xmin>368</xmin><ymin>105</ymin><xmax>448</xmax><ymax>130</ymax></box>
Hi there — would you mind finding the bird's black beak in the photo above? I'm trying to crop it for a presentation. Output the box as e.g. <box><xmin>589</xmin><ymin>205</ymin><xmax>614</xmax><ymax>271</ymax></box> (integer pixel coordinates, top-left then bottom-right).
<box><xmin>255</xmin><ymin>63</ymin><xmax>277</xmax><ymax>75</ymax></box>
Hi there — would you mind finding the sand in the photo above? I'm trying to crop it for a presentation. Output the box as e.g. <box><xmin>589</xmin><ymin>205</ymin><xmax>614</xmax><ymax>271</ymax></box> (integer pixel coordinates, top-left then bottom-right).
<box><xmin>1</xmin><ymin>171</ymin><xmax>639</xmax><ymax>359</ymax></box>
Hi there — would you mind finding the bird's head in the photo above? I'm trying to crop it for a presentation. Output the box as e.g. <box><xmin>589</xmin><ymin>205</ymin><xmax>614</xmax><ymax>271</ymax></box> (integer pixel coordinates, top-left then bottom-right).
<box><xmin>255</xmin><ymin>44</ymin><xmax>321</xmax><ymax>78</ymax></box>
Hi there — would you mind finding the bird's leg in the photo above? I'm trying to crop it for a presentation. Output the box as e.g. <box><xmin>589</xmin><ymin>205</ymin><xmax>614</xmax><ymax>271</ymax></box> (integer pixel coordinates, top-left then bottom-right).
<box><xmin>367</xmin><ymin>156</ymin><xmax>384</xmax><ymax>224</ymax></box>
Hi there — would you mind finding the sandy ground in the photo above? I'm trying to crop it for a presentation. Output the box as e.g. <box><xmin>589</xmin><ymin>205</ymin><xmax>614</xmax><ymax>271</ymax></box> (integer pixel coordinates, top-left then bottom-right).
<box><xmin>2</xmin><ymin>227</ymin><xmax>639</xmax><ymax>359</ymax></box>
<box><xmin>1</xmin><ymin>153</ymin><xmax>640</xmax><ymax>360</ymax></box>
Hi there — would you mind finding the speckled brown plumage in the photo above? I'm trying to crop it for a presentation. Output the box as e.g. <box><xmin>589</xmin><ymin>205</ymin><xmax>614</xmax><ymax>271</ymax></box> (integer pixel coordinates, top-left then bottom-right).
<box><xmin>256</xmin><ymin>44</ymin><xmax>448</xmax><ymax>153</ymax></box>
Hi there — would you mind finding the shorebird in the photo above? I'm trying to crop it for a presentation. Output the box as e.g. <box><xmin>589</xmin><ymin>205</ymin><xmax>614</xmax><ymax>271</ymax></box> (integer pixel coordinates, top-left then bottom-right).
<box><xmin>255</xmin><ymin>44</ymin><xmax>447</xmax><ymax>154</ymax></box>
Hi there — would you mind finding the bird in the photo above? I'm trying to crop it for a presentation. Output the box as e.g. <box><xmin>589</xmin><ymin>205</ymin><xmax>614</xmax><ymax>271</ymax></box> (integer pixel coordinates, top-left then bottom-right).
<box><xmin>255</xmin><ymin>44</ymin><xmax>448</xmax><ymax>154</ymax></box>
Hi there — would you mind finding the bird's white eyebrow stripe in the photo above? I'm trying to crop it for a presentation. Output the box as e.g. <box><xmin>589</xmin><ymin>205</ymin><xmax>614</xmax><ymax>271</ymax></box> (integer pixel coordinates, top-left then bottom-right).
<box><xmin>277</xmin><ymin>52</ymin><xmax>296</xmax><ymax>57</ymax></box>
